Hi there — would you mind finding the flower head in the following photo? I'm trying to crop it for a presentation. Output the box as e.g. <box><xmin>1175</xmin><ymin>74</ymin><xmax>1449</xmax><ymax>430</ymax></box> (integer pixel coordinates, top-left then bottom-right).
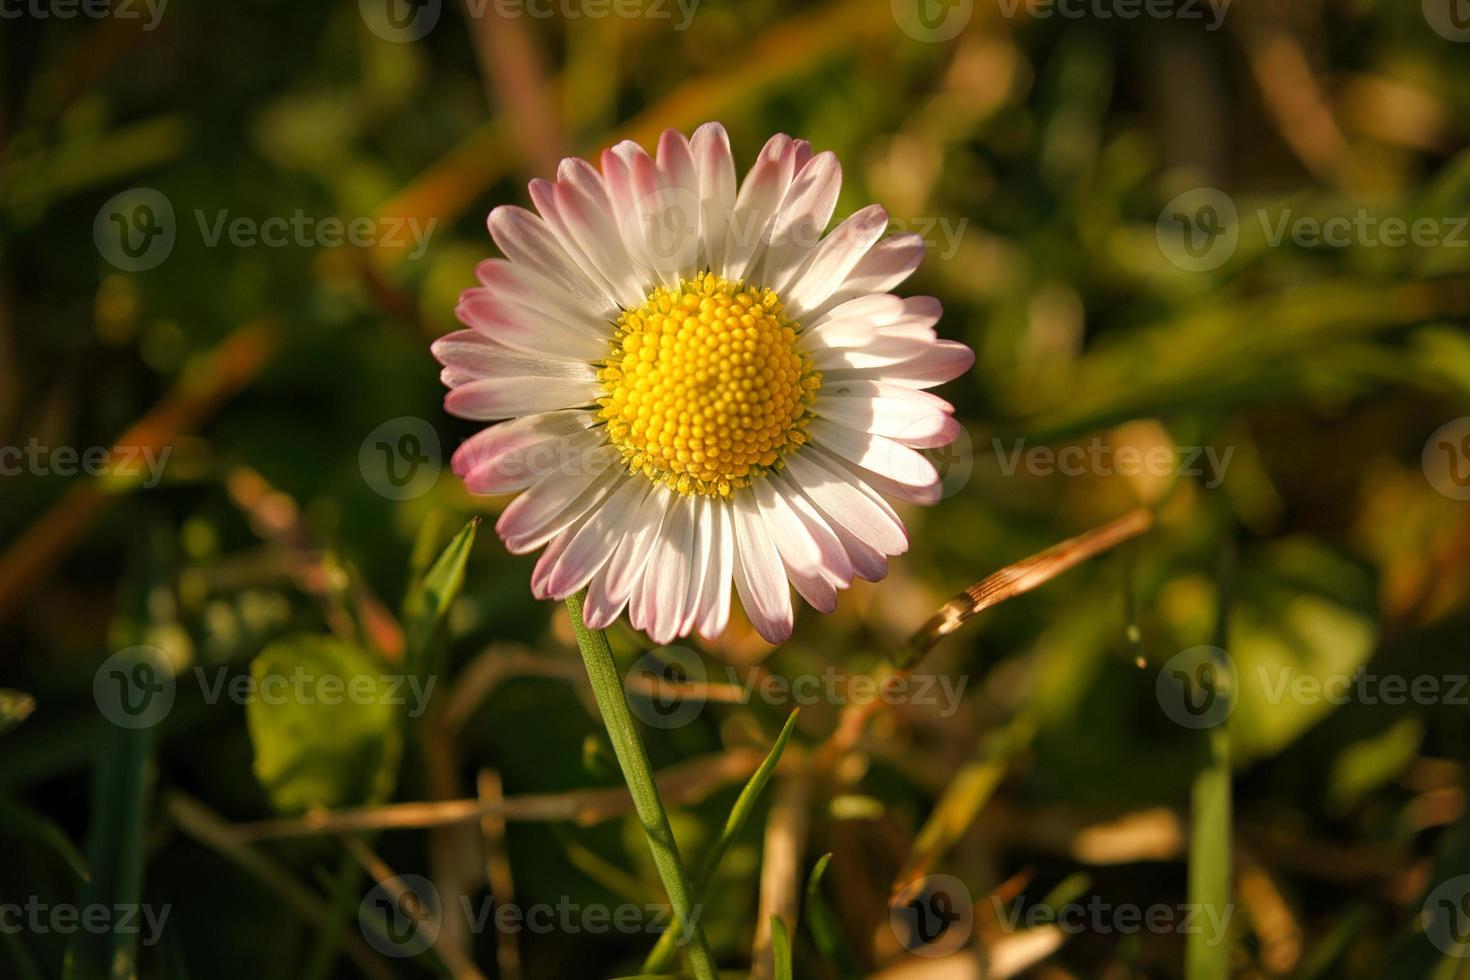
<box><xmin>434</xmin><ymin>124</ymin><xmax>973</xmax><ymax>644</ymax></box>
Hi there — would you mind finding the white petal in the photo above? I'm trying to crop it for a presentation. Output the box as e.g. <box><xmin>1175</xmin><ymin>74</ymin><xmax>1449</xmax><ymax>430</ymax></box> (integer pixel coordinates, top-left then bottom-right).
<box><xmin>781</xmin><ymin>451</ymin><xmax>907</xmax><ymax>556</ymax></box>
<box><xmin>783</xmin><ymin>205</ymin><xmax>890</xmax><ymax>320</ymax></box>
<box><xmin>583</xmin><ymin>484</ymin><xmax>671</xmax><ymax>630</ymax></box>
<box><xmin>529</xmin><ymin>162</ymin><xmax>645</xmax><ymax>309</ymax></box>
<box><xmin>763</xmin><ymin>151</ymin><xmax>842</xmax><ymax>292</ymax></box>
<box><xmin>543</xmin><ymin>476</ymin><xmax>652</xmax><ymax>598</ymax></box>
<box><xmin>813</xmin><ymin>383</ymin><xmax>957</xmax><ymax>448</ymax></box>
<box><xmin>475</xmin><ymin>258</ymin><xmax>608</xmax><ymax>327</ymax></box>
<box><xmin>681</xmin><ymin>496</ymin><xmax>715</xmax><ymax>639</ymax></box>
<box><xmin>731</xmin><ymin>491</ymin><xmax>794</xmax><ymax>643</ymax></box>
<box><xmin>486</xmin><ymin>206</ymin><xmax>618</xmax><ymax>318</ymax></box>
<box><xmin>721</xmin><ymin>134</ymin><xmax>797</xmax><ymax>282</ymax></box>
<box><xmin>690</xmin><ymin>122</ymin><xmax>736</xmax><ymax>275</ymax></box>
<box><xmin>810</xmin><ymin>420</ymin><xmax>939</xmax><ymax>493</ymax></box>
<box><xmin>657</xmin><ymin>129</ymin><xmax>702</xmax><ymax>284</ymax></box>
<box><xmin>753</xmin><ymin>478</ymin><xmax>837</xmax><ymax>613</ymax></box>
<box><xmin>444</xmin><ymin>377</ymin><xmax>602</xmax><ymax>420</ymax></box>
<box><xmin>456</xmin><ymin>288</ymin><xmax>609</xmax><ymax>363</ymax></box>
<box><xmin>801</xmin><ymin>233</ymin><xmax>926</xmax><ymax>322</ymax></box>
<box><xmin>696</xmin><ymin>499</ymin><xmax>735</xmax><ymax>641</ymax></box>
<box><xmin>497</xmin><ymin>459</ymin><xmax>619</xmax><ymax>555</ymax></box>
<box><xmin>452</xmin><ymin>414</ymin><xmax>600</xmax><ymax>495</ymax></box>
<box><xmin>827</xmin><ymin>339</ymin><xmax>975</xmax><ymax>389</ymax></box>
<box><xmin>431</xmin><ymin>331</ymin><xmax>598</xmax><ymax>382</ymax></box>
<box><xmin>637</xmin><ymin>492</ymin><xmax>697</xmax><ymax>644</ymax></box>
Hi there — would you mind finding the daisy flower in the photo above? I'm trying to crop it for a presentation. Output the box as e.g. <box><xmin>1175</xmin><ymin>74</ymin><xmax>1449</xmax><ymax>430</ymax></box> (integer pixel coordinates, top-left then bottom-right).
<box><xmin>434</xmin><ymin>124</ymin><xmax>973</xmax><ymax>645</ymax></box>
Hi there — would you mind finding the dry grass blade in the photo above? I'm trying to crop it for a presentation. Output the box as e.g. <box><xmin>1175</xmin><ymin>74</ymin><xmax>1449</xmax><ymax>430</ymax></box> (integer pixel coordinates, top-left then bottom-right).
<box><xmin>477</xmin><ymin>770</ymin><xmax>521</xmax><ymax>980</ymax></box>
<box><xmin>750</xmin><ymin>773</ymin><xmax>810</xmax><ymax>980</ymax></box>
<box><xmin>900</xmin><ymin>508</ymin><xmax>1154</xmax><ymax>667</ymax></box>
<box><xmin>0</xmin><ymin>319</ymin><xmax>281</xmax><ymax>624</ymax></box>
<box><xmin>461</xmin><ymin>2</ymin><xmax>563</xmax><ymax>177</ymax></box>
<box><xmin>165</xmin><ymin>793</ymin><xmax>394</xmax><ymax>980</ymax></box>
<box><xmin>341</xmin><ymin>835</ymin><xmax>487</xmax><ymax>980</ymax></box>
<box><xmin>225</xmin><ymin>748</ymin><xmax>763</xmax><ymax>842</ymax></box>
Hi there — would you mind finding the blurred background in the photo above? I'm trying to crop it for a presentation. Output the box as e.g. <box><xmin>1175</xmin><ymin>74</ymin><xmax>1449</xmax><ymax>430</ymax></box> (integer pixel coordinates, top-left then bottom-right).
<box><xmin>3</xmin><ymin>0</ymin><xmax>1470</xmax><ymax>976</ymax></box>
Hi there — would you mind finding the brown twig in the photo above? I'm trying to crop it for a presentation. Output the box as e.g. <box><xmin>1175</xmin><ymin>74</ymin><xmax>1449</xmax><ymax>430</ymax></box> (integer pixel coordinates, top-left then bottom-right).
<box><xmin>165</xmin><ymin>792</ymin><xmax>395</xmax><ymax>980</ymax></box>
<box><xmin>0</xmin><ymin>319</ymin><xmax>280</xmax><ymax>624</ymax></box>
<box><xmin>225</xmin><ymin>749</ymin><xmax>763</xmax><ymax>843</ymax></box>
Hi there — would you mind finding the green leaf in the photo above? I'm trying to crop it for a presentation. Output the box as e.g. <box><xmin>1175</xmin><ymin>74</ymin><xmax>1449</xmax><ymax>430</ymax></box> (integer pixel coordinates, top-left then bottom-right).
<box><xmin>1186</xmin><ymin>551</ymin><xmax>1234</xmax><ymax>980</ymax></box>
<box><xmin>402</xmin><ymin>516</ymin><xmax>478</xmax><ymax>674</ymax></box>
<box><xmin>565</xmin><ymin>591</ymin><xmax>718</xmax><ymax>980</ymax></box>
<box><xmin>246</xmin><ymin>635</ymin><xmax>402</xmax><ymax>813</ymax></box>
<box><xmin>0</xmin><ymin>689</ymin><xmax>35</xmax><ymax>735</ymax></box>
<box><xmin>805</xmin><ymin>854</ymin><xmax>861</xmax><ymax>980</ymax></box>
<box><xmin>64</xmin><ymin>657</ymin><xmax>156</xmax><ymax>980</ymax></box>
<box><xmin>771</xmin><ymin>915</ymin><xmax>793</xmax><ymax>980</ymax></box>
<box><xmin>641</xmin><ymin>709</ymin><xmax>800</xmax><ymax>974</ymax></box>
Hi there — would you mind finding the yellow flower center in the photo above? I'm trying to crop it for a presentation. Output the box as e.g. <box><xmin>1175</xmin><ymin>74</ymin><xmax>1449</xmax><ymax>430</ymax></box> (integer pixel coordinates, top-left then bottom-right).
<box><xmin>597</xmin><ymin>272</ymin><xmax>820</xmax><ymax>497</ymax></box>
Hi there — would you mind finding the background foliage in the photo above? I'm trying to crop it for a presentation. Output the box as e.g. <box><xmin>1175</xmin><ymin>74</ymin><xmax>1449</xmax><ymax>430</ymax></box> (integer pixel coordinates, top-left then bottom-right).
<box><xmin>2</xmin><ymin>0</ymin><xmax>1470</xmax><ymax>977</ymax></box>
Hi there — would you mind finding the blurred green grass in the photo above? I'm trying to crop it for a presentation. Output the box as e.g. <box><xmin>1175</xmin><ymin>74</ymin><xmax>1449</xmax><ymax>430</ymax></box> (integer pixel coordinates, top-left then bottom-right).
<box><xmin>3</xmin><ymin>0</ymin><xmax>1470</xmax><ymax>977</ymax></box>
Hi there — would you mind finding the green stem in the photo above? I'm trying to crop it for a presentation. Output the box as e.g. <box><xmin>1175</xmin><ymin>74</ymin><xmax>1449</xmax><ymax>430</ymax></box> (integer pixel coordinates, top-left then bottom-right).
<box><xmin>564</xmin><ymin>590</ymin><xmax>718</xmax><ymax>980</ymax></box>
